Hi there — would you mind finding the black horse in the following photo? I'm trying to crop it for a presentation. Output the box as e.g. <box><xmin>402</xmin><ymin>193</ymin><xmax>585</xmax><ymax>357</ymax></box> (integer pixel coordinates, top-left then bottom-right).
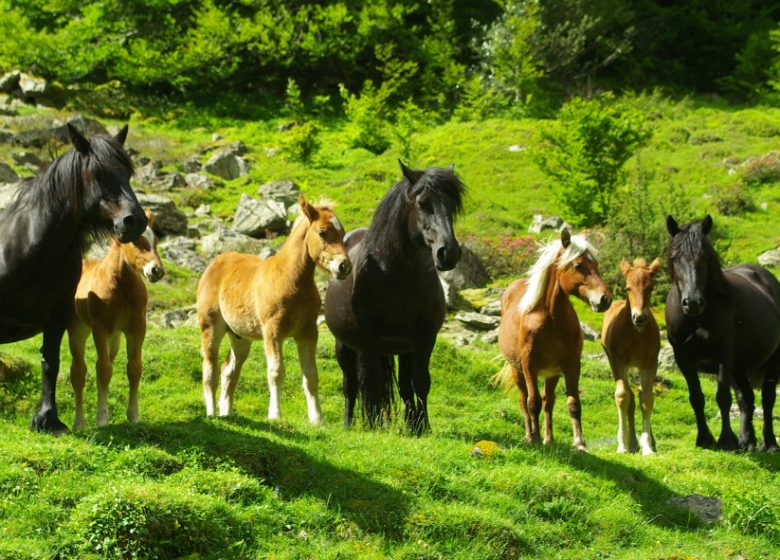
<box><xmin>0</xmin><ymin>123</ymin><xmax>147</xmax><ymax>432</ymax></box>
<box><xmin>665</xmin><ymin>215</ymin><xmax>780</xmax><ymax>451</ymax></box>
<box><xmin>324</xmin><ymin>161</ymin><xmax>464</xmax><ymax>433</ymax></box>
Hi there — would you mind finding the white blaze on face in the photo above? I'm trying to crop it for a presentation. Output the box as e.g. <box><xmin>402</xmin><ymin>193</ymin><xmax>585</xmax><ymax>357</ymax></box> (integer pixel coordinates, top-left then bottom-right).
<box><xmin>329</xmin><ymin>216</ymin><xmax>344</xmax><ymax>234</ymax></box>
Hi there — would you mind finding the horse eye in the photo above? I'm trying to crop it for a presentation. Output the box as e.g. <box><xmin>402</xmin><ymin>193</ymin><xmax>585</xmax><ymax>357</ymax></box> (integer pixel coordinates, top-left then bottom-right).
<box><xmin>318</xmin><ymin>230</ymin><xmax>327</xmax><ymax>239</ymax></box>
<box><xmin>575</xmin><ymin>263</ymin><xmax>587</xmax><ymax>273</ymax></box>
<box><xmin>625</xmin><ymin>286</ymin><xmax>632</xmax><ymax>292</ymax></box>
<box><xmin>417</xmin><ymin>199</ymin><xmax>433</xmax><ymax>213</ymax></box>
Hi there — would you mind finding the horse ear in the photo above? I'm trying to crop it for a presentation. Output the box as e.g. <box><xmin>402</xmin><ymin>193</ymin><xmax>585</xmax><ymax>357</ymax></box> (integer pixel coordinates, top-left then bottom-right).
<box><xmin>115</xmin><ymin>124</ymin><xmax>129</xmax><ymax>146</ymax></box>
<box><xmin>649</xmin><ymin>257</ymin><xmax>662</xmax><ymax>274</ymax></box>
<box><xmin>620</xmin><ymin>259</ymin><xmax>631</xmax><ymax>276</ymax></box>
<box><xmin>560</xmin><ymin>228</ymin><xmax>571</xmax><ymax>249</ymax></box>
<box><xmin>67</xmin><ymin>123</ymin><xmax>91</xmax><ymax>155</ymax></box>
<box><xmin>299</xmin><ymin>196</ymin><xmax>320</xmax><ymax>222</ymax></box>
<box><xmin>144</xmin><ymin>208</ymin><xmax>155</xmax><ymax>228</ymax></box>
<box><xmin>398</xmin><ymin>159</ymin><xmax>423</xmax><ymax>185</ymax></box>
<box><xmin>666</xmin><ymin>215</ymin><xmax>680</xmax><ymax>236</ymax></box>
<box><xmin>702</xmin><ymin>214</ymin><xmax>713</xmax><ymax>235</ymax></box>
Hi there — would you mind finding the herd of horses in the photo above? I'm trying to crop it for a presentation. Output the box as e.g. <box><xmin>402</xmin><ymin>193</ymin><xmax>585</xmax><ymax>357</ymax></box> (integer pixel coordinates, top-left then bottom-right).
<box><xmin>0</xmin><ymin>124</ymin><xmax>778</xmax><ymax>454</ymax></box>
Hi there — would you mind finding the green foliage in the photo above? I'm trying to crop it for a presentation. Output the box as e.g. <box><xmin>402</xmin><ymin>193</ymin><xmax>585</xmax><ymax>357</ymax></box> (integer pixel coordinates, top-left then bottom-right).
<box><xmin>339</xmin><ymin>82</ymin><xmax>392</xmax><ymax>154</ymax></box>
<box><xmin>284</xmin><ymin>78</ymin><xmax>305</xmax><ymax>121</ymax></box>
<box><xmin>741</xmin><ymin>151</ymin><xmax>780</xmax><ymax>185</ymax></box>
<box><xmin>532</xmin><ymin>94</ymin><xmax>652</xmax><ymax>226</ymax></box>
<box><xmin>282</xmin><ymin>122</ymin><xmax>321</xmax><ymax>164</ymax></box>
<box><xmin>711</xmin><ymin>182</ymin><xmax>755</xmax><ymax>216</ymax></box>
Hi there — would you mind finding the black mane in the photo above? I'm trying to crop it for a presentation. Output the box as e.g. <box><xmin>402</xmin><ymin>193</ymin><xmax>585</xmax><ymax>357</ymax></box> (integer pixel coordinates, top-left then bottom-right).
<box><xmin>363</xmin><ymin>166</ymin><xmax>465</xmax><ymax>264</ymax></box>
<box><xmin>668</xmin><ymin>219</ymin><xmax>728</xmax><ymax>296</ymax></box>
<box><xmin>10</xmin><ymin>135</ymin><xmax>133</xmax><ymax>247</ymax></box>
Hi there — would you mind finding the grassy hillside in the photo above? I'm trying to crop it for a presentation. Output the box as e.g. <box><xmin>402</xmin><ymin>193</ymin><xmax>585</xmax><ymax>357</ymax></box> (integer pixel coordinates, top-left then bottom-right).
<box><xmin>1</xmin><ymin>95</ymin><xmax>780</xmax><ymax>558</ymax></box>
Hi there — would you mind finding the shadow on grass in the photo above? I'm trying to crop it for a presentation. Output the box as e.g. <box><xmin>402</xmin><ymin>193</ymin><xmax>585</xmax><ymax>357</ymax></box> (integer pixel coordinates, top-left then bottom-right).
<box><xmin>81</xmin><ymin>417</ymin><xmax>409</xmax><ymax>538</ymax></box>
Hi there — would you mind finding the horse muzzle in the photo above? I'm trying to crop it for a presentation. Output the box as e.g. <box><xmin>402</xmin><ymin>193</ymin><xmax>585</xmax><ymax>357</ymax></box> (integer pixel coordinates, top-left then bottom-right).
<box><xmin>329</xmin><ymin>256</ymin><xmax>352</xmax><ymax>280</ymax></box>
<box><xmin>631</xmin><ymin>310</ymin><xmax>649</xmax><ymax>331</ymax></box>
<box><xmin>433</xmin><ymin>242</ymin><xmax>461</xmax><ymax>272</ymax></box>
<box><xmin>115</xmin><ymin>208</ymin><xmax>148</xmax><ymax>243</ymax></box>
<box><xmin>143</xmin><ymin>262</ymin><xmax>165</xmax><ymax>283</ymax></box>
<box><xmin>589</xmin><ymin>292</ymin><xmax>611</xmax><ymax>313</ymax></box>
<box><xmin>681</xmin><ymin>296</ymin><xmax>705</xmax><ymax>317</ymax></box>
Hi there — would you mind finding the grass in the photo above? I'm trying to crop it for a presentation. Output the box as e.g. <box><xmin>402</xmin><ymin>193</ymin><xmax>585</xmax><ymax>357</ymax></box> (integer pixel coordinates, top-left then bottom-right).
<box><xmin>2</xmin><ymin>94</ymin><xmax>780</xmax><ymax>558</ymax></box>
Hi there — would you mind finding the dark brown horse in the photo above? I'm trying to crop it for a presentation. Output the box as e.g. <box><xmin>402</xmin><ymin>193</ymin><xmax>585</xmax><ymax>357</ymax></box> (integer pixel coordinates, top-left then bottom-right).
<box><xmin>666</xmin><ymin>215</ymin><xmax>780</xmax><ymax>451</ymax></box>
<box><xmin>324</xmin><ymin>162</ymin><xmax>464</xmax><ymax>433</ymax></box>
<box><xmin>0</xmin><ymin>124</ymin><xmax>146</xmax><ymax>432</ymax></box>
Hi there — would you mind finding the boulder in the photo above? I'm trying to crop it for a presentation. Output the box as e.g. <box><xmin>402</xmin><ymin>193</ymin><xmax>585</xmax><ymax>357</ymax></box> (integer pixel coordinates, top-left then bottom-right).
<box><xmin>13</xmin><ymin>114</ymin><xmax>108</xmax><ymax>147</ymax></box>
<box><xmin>185</xmin><ymin>173</ymin><xmax>216</xmax><ymax>190</ymax></box>
<box><xmin>658</xmin><ymin>345</ymin><xmax>678</xmax><ymax>373</ymax></box>
<box><xmin>758</xmin><ymin>248</ymin><xmax>780</xmax><ymax>267</ymax></box>
<box><xmin>158</xmin><ymin>237</ymin><xmax>209</xmax><ymax>274</ymax></box>
<box><xmin>438</xmin><ymin>244</ymin><xmax>490</xmax><ymax>308</ymax></box>
<box><xmin>480</xmin><ymin>299</ymin><xmax>502</xmax><ymax>316</ymax></box>
<box><xmin>0</xmin><ymin>183</ymin><xmax>22</xmax><ymax>212</ymax></box>
<box><xmin>0</xmin><ymin>162</ymin><xmax>18</xmax><ymax>184</ymax></box>
<box><xmin>455</xmin><ymin>312</ymin><xmax>500</xmax><ymax>331</ymax></box>
<box><xmin>203</xmin><ymin>147</ymin><xmax>249</xmax><ymax>180</ymax></box>
<box><xmin>666</xmin><ymin>495</ymin><xmax>722</xmax><ymax>526</ymax></box>
<box><xmin>528</xmin><ymin>214</ymin><xmax>572</xmax><ymax>234</ymax></box>
<box><xmin>580</xmin><ymin>321</ymin><xmax>599</xmax><ymax>341</ymax></box>
<box><xmin>0</xmin><ymin>71</ymin><xmax>20</xmax><ymax>93</ymax></box>
<box><xmin>12</xmin><ymin>151</ymin><xmax>43</xmax><ymax>168</ymax></box>
<box><xmin>134</xmin><ymin>193</ymin><xmax>188</xmax><ymax>236</ymax></box>
<box><xmin>18</xmin><ymin>73</ymin><xmax>48</xmax><ymax>97</ymax></box>
<box><xmin>199</xmin><ymin>222</ymin><xmax>271</xmax><ymax>259</ymax></box>
<box><xmin>258</xmin><ymin>180</ymin><xmax>301</xmax><ymax>205</ymax></box>
<box><xmin>182</xmin><ymin>155</ymin><xmax>201</xmax><ymax>173</ymax></box>
<box><xmin>161</xmin><ymin>307</ymin><xmax>198</xmax><ymax>329</ymax></box>
<box><xmin>233</xmin><ymin>194</ymin><xmax>288</xmax><ymax>238</ymax></box>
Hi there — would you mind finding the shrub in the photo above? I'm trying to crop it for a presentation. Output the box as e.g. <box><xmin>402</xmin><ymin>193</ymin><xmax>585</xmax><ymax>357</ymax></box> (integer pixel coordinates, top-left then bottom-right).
<box><xmin>463</xmin><ymin>234</ymin><xmax>538</xmax><ymax>280</ymax></box>
<box><xmin>282</xmin><ymin>121</ymin><xmax>321</xmax><ymax>163</ymax></box>
<box><xmin>711</xmin><ymin>182</ymin><xmax>755</xmax><ymax>216</ymax></box>
<box><xmin>339</xmin><ymin>82</ymin><xmax>392</xmax><ymax>154</ymax></box>
<box><xmin>531</xmin><ymin>94</ymin><xmax>652</xmax><ymax>227</ymax></box>
<box><xmin>740</xmin><ymin>151</ymin><xmax>780</xmax><ymax>184</ymax></box>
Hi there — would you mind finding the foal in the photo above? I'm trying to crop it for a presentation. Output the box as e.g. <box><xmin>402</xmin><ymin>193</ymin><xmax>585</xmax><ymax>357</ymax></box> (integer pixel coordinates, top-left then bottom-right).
<box><xmin>197</xmin><ymin>198</ymin><xmax>351</xmax><ymax>424</ymax></box>
<box><xmin>497</xmin><ymin>229</ymin><xmax>611</xmax><ymax>451</ymax></box>
<box><xmin>68</xmin><ymin>209</ymin><xmax>164</xmax><ymax>429</ymax></box>
<box><xmin>601</xmin><ymin>258</ymin><xmax>661</xmax><ymax>455</ymax></box>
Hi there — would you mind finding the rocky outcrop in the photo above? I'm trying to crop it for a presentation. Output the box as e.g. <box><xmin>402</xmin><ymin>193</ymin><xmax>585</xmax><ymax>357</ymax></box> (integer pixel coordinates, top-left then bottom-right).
<box><xmin>203</xmin><ymin>145</ymin><xmax>249</xmax><ymax>180</ymax></box>
<box><xmin>0</xmin><ymin>162</ymin><xmax>18</xmax><ymax>184</ymax></box>
<box><xmin>258</xmin><ymin>180</ymin><xmax>301</xmax><ymax>205</ymax></box>
<box><xmin>233</xmin><ymin>194</ymin><xmax>288</xmax><ymax>238</ymax></box>
<box><xmin>199</xmin><ymin>222</ymin><xmax>271</xmax><ymax>258</ymax></box>
<box><xmin>438</xmin><ymin>243</ymin><xmax>490</xmax><ymax>308</ymax></box>
<box><xmin>135</xmin><ymin>193</ymin><xmax>188</xmax><ymax>236</ymax></box>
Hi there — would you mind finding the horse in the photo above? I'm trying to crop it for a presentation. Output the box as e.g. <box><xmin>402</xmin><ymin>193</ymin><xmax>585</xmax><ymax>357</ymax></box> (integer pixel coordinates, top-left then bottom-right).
<box><xmin>68</xmin><ymin>209</ymin><xmax>164</xmax><ymax>430</ymax></box>
<box><xmin>324</xmin><ymin>161</ymin><xmax>464</xmax><ymax>433</ymax></box>
<box><xmin>197</xmin><ymin>197</ymin><xmax>351</xmax><ymax>424</ymax></box>
<box><xmin>0</xmin><ymin>123</ymin><xmax>146</xmax><ymax>432</ymax></box>
<box><xmin>601</xmin><ymin>257</ymin><xmax>662</xmax><ymax>455</ymax></box>
<box><xmin>496</xmin><ymin>229</ymin><xmax>611</xmax><ymax>451</ymax></box>
<box><xmin>665</xmin><ymin>215</ymin><xmax>780</xmax><ymax>451</ymax></box>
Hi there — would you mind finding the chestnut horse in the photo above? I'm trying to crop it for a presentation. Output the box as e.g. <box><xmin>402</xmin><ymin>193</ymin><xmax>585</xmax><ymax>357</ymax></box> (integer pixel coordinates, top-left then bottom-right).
<box><xmin>666</xmin><ymin>215</ymin><xmax>780</xmax><ymax>450</ymax></box>
<box><xmin>0</xmin><ymin>124</ymin><xmax>146</xmax><ymax>432</ymax></box>
<box><xmin>601</xmin><ymin>257</ymin><xmax>661</xmax><ymax>454</ymax></box>
<box><xmin>496</xmin><ymin>229</ymin><xmax>611</xmax><ymax>451</ymax></box>
<box><xmin>68</xmin><ymin>209</ymin><xmax>164</xmax><ymax>430</ymax></box>
<box><xmin>197</xmin><ymin>198</ymin><xmax>351</xmax><ymax>424</ymax></box>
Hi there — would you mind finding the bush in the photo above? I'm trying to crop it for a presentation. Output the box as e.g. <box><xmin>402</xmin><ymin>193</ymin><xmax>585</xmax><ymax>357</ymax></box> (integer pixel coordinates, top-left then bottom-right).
<box><xmin>740</xmin><ymin>151</ymin><xmax>780</xmax><ymax>184</ymax></box>
<box><xmin>282</xmin><ymin>121</ymin><xmax>321</xmax><ymax>163</ymax></box>
<box><xmin>339</xmin><ymin>82</ymin><xmax>392</xmax><ymax>154</ymax></box>
<box><xmin>531</xmin><ymin>94</ymin><xmax>652</xmax><ymax>227</ymax></box>
<box><xmin>712</xmin><ymin>182</ymin><xmax>755</xmax><ymax>216</ymax></box>
<box><xmin>463</xmin><ymin>234</ymin><xmax>538</xmax><ymax>280</ymax></box>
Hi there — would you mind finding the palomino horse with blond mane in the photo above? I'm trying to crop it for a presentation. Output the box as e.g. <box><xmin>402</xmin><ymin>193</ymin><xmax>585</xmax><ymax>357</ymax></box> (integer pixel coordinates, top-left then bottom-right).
<box><xmin>601</xmin><ymin>257</ymin><xmax>661</xmax><ymax>455</ymax></box>
<box><xmin>497</xmin><ymin>229</ymin><xmax>611</xmax><ymax>451</ymax></box>
<box><xmin>68</xmin><ymin>209</ymin><xmax>165</xmax><ymax>429</ymax></box>
<box><xmin>197</xmin><ymin>197</ymin><xmax>351</xmax><ymax>424</ymax></box>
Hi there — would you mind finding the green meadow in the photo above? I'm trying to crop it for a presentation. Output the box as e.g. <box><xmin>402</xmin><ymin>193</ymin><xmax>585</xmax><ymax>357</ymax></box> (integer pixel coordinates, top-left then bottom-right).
<box><xmin>2</xmin><ymin>95</ymin><xmax>780</xmax><ymax>558</ymax></box>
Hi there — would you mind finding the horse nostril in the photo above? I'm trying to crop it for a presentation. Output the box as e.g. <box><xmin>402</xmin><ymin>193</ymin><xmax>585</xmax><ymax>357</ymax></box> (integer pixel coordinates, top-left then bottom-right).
<box><xmin>682</xmin><ymin>298</ymin><xmax>689</xmax><ymax>308</ymax></box>
<box><xmin>436</xmin><ymin>246</ymin><xmax>447</xmax><ymax>264</ymax></box>
<box><xmin>600</xmin><ymin>294</ymin><xmax>609</xmax><ymax>308</ymax></box>
<box><xmin>123</xmin><ymin>215</ymin><xmax>136</xmax><ymax>229</ymax></box>
<box><xmin>338</xmin><ymin>261</ymin><xmax>349</xmax><ymax>275</ymax></box>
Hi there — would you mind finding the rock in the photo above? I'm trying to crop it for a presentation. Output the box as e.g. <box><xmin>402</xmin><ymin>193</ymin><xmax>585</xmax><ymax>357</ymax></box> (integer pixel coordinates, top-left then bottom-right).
<box><xmin>0</xmin><ymin>354</ymin><xmax>31</xmax><ymax>383</ymax></box>
<box><xmin>480</xmin><ymin>299</ymin><xmax>502</xmax><ymax>316</ymax></box>
<box><xmin>0</xmin><ymin>182</ymin><xmax>22</xmax><ymax>212</ymax></box>
<box><xmin>12</xmin><ymin>151</ymin><xmax>43</xmax><ymax>168</ymax></box>
<box><xmin>199</xmin><ymin>222</ymin><xmax>271</xmax><ymax>258</ymax></box>
<box><xmin>13</xmin><ymin>114</ymin><xmax>108</xmax><ymax>147</ymax></box>
<box><xmin>161</xmin><ymin>307</ymin><xmax>198</xmax><ymax>329</ymax></box>
<box><xmin>657</xmin><ymin>345</ymin><xmax>678</xmax><ymax>373</ymax></box>
<box><xmin>438</xmin><ymin>243</ymin><xmax>490</xmax><ymax>308</ymax></box>
<box><xmin>0</xmin><ymin>70</ymin><xmax>20</xmax><ymax>93</ymax></box>
<box><xmin>666</xmin><ymin>494</ymin><xmax>723</xmax><ymax>526</ymax></box>
<box><xmin>481</xmin><ymin>329</ymin><xmax>499</xmax><ymax>344</ymax></box>
<box><xmin>528</xmin><ymin>214</ymin><xmax>572</xmax><ymax>234</ymax></box>
<box><xmin>233</xmin><ymin>194</ymin><xmax>288</xmax><ymax>238</ymax></box>
<box><xmin>185</xmin><ymin>173</ymin><xmax>216</xmax><ymax>190</ymax></box>
<box><xmin>134</xmin><ymin>161</ymin><xmax>163</xmax><ymax>186</ymax></box>
<box><xmin>194</xmin><ymin>204</ymin><xmax>211</xmax><ymax>217</ymax></box>
<box><xmin>258</xmin><ymin>180</ymin><xmax>301</xmax><ymax>205</ymax></box>
<box><xmin>758</xmin><ymin>248</ymin><xmax>780</xmax><ymax>267</ymax></box>
<box><xmin>0</xmin><ymin>129</ymin><xmax>14</xmax><ymax>143</ymax></box>
<box><xmin>580</xmin><ymin>321</ymin><xmax>599</xmax><ymax>341</ymax></box>
<box><xmin>134</xmin><ymin>193</ymin><xmax>188</xmax><ymax>236</ymax></box>
<box><xmin>203</xmin><ymin>147</ymin><xmax>249</xmax><ymax>180</ymax></box>
<box><xmin>0</xmin><ymin>162</ymin><xmax>18</xmax><ymax>184</ymax></box>
<box><xmin>259</xmin><ymin>247</ymin><xmax>277</xmax><ymax>260</ymax></box>
<box><xmin>182</xmin><ymin>155</ymin><xmax>201</xmax><ymax>173</ymax></box>
<box><xmin>158</xmin><ymin>236</ymin><xmax>209</xmax><ymax>274</ymax></box>
<box><xmin>455</xmin><ymin>312</ymin><xmax>500</xmax><ymax>331</ymax></box>
<box><xmin>17</xmin><ymin>73</ymin><xmax>48</xmax><ymax>97</ymax></box>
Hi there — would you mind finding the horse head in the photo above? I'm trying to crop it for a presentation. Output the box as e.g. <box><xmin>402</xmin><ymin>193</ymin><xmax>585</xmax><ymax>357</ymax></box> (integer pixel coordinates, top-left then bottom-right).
<box><xmin>620</xmin><ymin>257</ymin><xmax>661</xmax><ymax>331</ymax></box>
<box><xmin>556</xmin><ymin>229</ymin><xmax>612</xmax><ymax>312</ymax></box>
<box><xmin>124</xmin><ymin>209</ymin><xmax>165</xmax><ymax>283</ymax></box>
<box><xmin>400</xmin><ymin>161</ymin><xmax>463</xmax><ymax>271</ymax></box>
<box><xmin>68</xmin><ymin>123</ymin><xmax>147</xmax><ymax>243</ymax></box>
<box><xmin>300</xmin><ymin>197</ymin><xmax>351</xmax><ymax>280</ymax></box>
<box><xmin>667</xmin><ymin>214</ymin><xmax>715</xmax><ymax>317</ymax></box>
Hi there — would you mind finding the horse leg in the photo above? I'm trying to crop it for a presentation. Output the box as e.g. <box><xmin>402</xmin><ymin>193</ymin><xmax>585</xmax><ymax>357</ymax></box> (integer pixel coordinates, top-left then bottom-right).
<box><xmin>677</xmin><ymin>357</ymin><xmax>716</xmax><ymax>449</ymax></box>
<box><xmin>612</xmin><ymin>363</ymin><xmax>633</xmax><ymax>453</ymax></box>
<box><xmin>733</xmin><ymin>374</ymin><xmax>757</xmax><ymax>451</ymax></box>
<box><xmin>336</xmin><ymin>340</ymin><xmax>358</xmax><ymax>427</ymax></box>
<box><xmin>410</xmin><ymin>340</ymin><xmax>436</xmax><ymax>435</ymax></box>
<box><xmin>68</xmin><ymin>323</ymin><xmax>90</xmax><ymax>431</ymax></box>
<box><xmin>398</xmin><ymin>353</ymin><xmax>416</xmax><ymax>428</ymax></box>
<box><xmin>638</xmin><ymin>364</ymin><xmax>657</xmax><ymax>455</ymax></box>
<box><xmin>520</xmin><ymin>357</ymin><xmax>542</xmax><ymax>443</ymax></box>
<box><xmin>760</xmin><ymin>376</ymin><xmax>779</xmax><ymax>451</ymax></box>
<box><xmin>219</xmin><ymin>334</ymin><xmax>251</xmax><ymax>417</ymax></box>
<box><xmin>542</xmin><ymin>376</ymin><xmax>558</xmax><ymax>445</ymax></box>
<box><xmin>125</xmin><ymin>325</ymin><xmax>144</xmax><ymax>424</ymax></box>
<box><xmin>263</xmin><ymin>334</ymin><xmax>286</xmax><ymax>421</ymax></box>
<box><xmin>200</xmin><ymin>319</ymin><xmax>226</xmax><ymax>417</ymax></box>
<box><xmin>295</xmin><ymin>329</ymin><xmax>323</xmax><ymax>425</ymax></box>
<box><xmin>92</xmin><ymin>328</ymin><xmax>113</xmax><ymax>427</ymax></box>
<box><xmin>30</xmin><ymin>320</ymin><xmax>69</xmax><ymax>432</ymax></box>
<box><xmin>562</xmin><ymin>360</ymin><xmax>586</xmax><ymax>452</ymax></box>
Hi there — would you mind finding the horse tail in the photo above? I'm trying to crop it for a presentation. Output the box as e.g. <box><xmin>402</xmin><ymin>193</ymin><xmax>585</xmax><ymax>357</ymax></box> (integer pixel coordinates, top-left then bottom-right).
<box><xmin>491</xmin><ymin>362</ymin><xmax>516</xmax><ymax>392</ymax></box>
<box><xmin>356</xmin><ymin>351</ymin><xmax>396</xmax><ymax>427</ymax></box>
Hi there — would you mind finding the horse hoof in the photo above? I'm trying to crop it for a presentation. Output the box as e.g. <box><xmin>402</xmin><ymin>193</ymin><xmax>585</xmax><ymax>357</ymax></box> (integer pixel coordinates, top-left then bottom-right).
<box><xmin>30</xmin><ymin>411</ymin><xmax>68</xmax><ymax>434</ymax></box>
<box><xmin>573</xmin><ymin>443</ymin><xmax>588</xmax><ymax>453</ymax></box>
<box><xmin>717</xmin><ymin>435</ymin><xmax>739</xmax><ymax>451</ymax></box>
<box><xmin>695</xmin><ymin>433</ymin><xmax>717</xmax><ymax>450</ymax></box>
